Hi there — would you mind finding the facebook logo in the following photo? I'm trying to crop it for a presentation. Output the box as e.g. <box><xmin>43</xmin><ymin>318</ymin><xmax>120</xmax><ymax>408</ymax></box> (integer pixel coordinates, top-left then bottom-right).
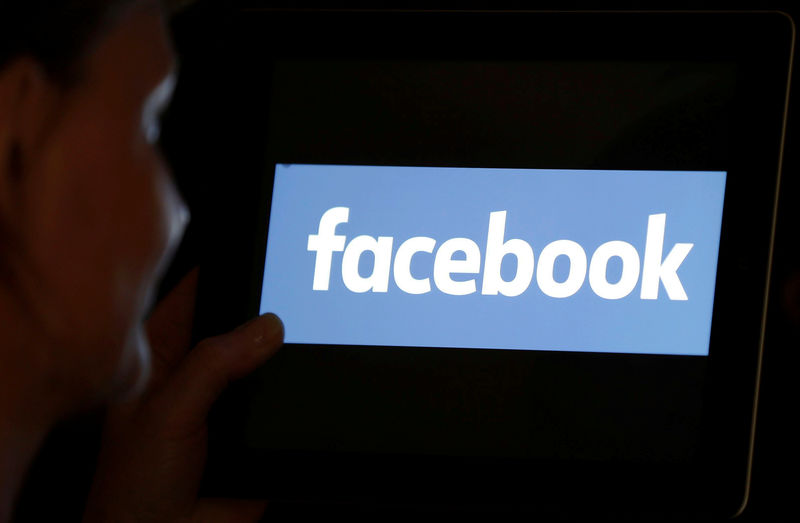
<box><xmin>308</xmin><ymin>208</ymin><xmax>692</xmax><ymax>301</ymax></box>
<box><xmin>261</xmin><ymin>164</ymin><xmax>726</xmax><ymax>356</ymax></box>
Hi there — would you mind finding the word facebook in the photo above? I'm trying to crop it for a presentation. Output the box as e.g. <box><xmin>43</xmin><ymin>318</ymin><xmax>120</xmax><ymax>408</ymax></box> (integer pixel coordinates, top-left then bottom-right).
<box><xmin>308</xmin><ymin>207</ymin><xmax>692</xmax><ymax>300</ymax></box>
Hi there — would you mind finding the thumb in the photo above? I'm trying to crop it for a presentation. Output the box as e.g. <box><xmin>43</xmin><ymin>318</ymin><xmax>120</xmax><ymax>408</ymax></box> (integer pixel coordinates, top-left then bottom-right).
<box><xmin>158</xmin><ymin>313</ymin><xmax>284</xmax><ymax>434</ymax></box>
<box><xmin>192</xmin><ymin>498</ymin><xmax>268</xmax><ymax>523</ymax></box>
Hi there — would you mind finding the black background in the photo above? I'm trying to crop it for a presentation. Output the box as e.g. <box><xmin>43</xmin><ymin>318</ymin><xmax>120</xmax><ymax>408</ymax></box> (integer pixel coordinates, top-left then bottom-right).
<box><xmin>13</xmin><ymin>2</ymin><xmax>800</xmax><ymax>522</ymax></box>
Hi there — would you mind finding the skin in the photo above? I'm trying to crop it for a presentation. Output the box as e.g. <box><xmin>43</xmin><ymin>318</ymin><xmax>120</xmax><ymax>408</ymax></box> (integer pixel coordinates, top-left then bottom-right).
<box><xmin>0</xmin><ymin>2</ymin><xmax>283</xmax><ymax>521</ymax></box>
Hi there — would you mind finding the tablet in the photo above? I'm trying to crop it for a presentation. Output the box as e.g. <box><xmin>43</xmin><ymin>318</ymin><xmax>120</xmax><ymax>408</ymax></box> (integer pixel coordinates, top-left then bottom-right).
<box><xmin>193</xmin><ymin>10</ymin><xmax>794</xmax><ymax>519</ymax></box>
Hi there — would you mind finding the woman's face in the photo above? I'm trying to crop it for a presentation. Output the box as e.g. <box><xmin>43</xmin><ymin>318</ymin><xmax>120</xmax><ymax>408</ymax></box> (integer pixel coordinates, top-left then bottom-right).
<box><xmin>14</xmin><ymin>2</ymin><xmax>186</xmax><ymax>406</ymax></box>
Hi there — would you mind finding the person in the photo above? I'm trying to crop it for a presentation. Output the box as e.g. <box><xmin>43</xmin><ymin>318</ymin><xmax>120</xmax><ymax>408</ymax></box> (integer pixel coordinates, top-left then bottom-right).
<box><xmin>0</xmin><ymin>1</ymin><xmax>284</xmax><ymax>521</ymax></box>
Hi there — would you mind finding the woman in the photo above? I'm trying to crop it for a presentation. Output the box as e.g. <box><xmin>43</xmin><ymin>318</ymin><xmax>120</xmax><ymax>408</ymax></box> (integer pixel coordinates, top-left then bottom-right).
<box><xmin>0</xmin><ymin>1</ymin><xmax>283</xmax><ymax>521</ymax></box>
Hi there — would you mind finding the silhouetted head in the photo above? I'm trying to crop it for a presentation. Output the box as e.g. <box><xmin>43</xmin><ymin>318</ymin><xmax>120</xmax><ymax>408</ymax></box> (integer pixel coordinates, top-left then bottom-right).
<box><xmin>0</xmin><ymin>0</ymin><xmax>187</xmax><ymax>413</ymax></box>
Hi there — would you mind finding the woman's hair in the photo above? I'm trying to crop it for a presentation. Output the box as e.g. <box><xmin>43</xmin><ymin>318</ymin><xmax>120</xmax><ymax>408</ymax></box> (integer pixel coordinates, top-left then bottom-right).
<box><xmin>0</xmin><ymin>0</ymin><xmax>140</xmax><ymax>83</ymax></box>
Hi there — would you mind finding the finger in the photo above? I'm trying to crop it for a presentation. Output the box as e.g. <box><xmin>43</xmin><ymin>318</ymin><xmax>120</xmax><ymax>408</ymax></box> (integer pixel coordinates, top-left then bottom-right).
<box><xmin>192</xmin><ymin>498</ymin><xmax>268</xmax><ymax>523</ymax></box>
<box><xmin>157</xmin><ymin>313</ymin><xmax>284</xmax><ymax>434</ymax></box>
<box><xmin>146</xmin><ymin>267</ymin><xmax>199</xmax><ymax>386</ymax></box>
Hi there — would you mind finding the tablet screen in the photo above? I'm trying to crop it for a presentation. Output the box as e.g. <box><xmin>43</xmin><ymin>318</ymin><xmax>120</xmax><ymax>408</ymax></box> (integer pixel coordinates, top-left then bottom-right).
<box><xmin>241</xmin><ymin>59</ymin><xmax>733</xmax><ymax>464</ymax></box>
<box><xmin>261</xmin><ymin>165</ymin><xmax>726</xmax><ymax>356</ymax></box>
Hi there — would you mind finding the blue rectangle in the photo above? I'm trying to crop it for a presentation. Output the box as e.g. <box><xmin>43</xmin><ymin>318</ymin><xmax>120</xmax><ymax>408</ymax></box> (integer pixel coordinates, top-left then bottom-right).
<box><xmin>260</xmin><ymin>164</ymin><xmax>726</xmax><ymax>356</ymax></box>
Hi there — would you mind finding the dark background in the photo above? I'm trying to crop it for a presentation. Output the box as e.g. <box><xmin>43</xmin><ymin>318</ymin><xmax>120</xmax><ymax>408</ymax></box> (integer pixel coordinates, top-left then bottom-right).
<box><xmin>13</xmin><ymin>1</ymin><xmax>800</xmax><ymax>521</ymax></box>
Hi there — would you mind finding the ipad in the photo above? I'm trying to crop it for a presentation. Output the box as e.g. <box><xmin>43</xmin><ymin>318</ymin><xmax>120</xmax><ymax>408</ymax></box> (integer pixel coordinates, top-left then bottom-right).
<box><xmin>193</xmin><ymin>10</ymin><xmax>793</xmax><ymax>519</ymax></box>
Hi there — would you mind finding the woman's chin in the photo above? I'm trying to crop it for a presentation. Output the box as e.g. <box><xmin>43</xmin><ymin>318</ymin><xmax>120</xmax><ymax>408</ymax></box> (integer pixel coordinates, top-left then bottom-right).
<box><xmin>109</xmin><ymin>325</ymin><xmax>152</xmax><ymax>402</ymax></box>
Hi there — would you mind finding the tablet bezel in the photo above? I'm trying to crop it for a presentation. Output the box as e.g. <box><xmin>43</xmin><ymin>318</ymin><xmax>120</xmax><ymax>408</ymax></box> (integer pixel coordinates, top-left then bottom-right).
<box><xmin>192</xmin><ymin>10</ymin><xmax>794</xmax><ymax>518</ymax></box>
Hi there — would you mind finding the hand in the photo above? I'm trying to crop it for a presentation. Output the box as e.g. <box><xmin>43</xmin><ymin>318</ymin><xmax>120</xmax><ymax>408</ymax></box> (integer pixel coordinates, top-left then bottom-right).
<box><xmin>83</xmin><ymin>269</ymin><xmax>284</xmax><ymax>523</ymax></box>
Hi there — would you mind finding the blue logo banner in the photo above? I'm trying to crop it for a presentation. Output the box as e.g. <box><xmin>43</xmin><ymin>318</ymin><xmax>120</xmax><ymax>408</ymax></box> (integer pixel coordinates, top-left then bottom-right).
<box><xmin>260</xmin><ymin>164</ymin><xmax>726</xmax><ymax>356</ymax></box>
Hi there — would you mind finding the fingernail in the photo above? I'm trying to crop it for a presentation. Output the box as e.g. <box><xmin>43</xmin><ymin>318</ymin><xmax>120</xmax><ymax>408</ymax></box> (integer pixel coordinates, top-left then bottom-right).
<box><xmin>253</xmin><ymin>312</ymin><xmax>284</xmax><ymax>347</ymax></box>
